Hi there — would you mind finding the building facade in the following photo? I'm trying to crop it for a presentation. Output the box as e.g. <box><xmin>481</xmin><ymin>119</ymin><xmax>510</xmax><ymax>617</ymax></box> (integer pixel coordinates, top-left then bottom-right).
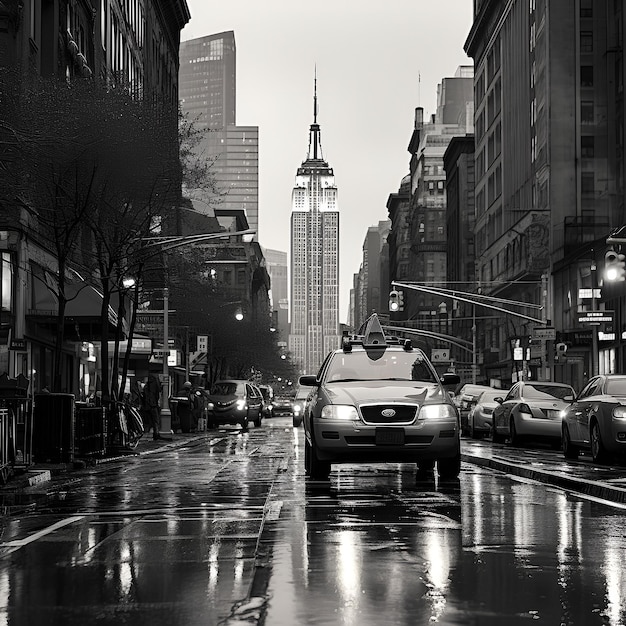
<box><xmin>351</xmin><ymin>221</ymin><xmax>391</xmax><ymax>332</ymax></box>
<box><xmin>179</xmin><ymin>32</ymin><xmax>259</xmax><ymax>239</ymax></box>
<box><xmin>404</xmin><ymin>68</ymin><xmax>474</xmax><ymax>329</ymax></box>
<box><xmin>0</xmin><ymin>0</ymin><xmax>190</xmax><ymax>394</ymax></box>
<box><xmin>289</xmin><ymin>81</ymin><xmax>340</xmax><ymax>375</ymax></box>
<box><xmin>262</xmin><ymin>247</ymin><xmax>289</xmax><ymax>342</ymax></box>
<box><xmin>465</xmin><ymin>0</ymin><xmax>626</xmax><ymax>389</ymax></box>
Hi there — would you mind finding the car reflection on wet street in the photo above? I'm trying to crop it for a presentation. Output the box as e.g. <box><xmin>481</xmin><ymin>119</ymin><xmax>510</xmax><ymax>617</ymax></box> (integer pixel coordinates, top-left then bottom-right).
<box><xmin>2</xmin><ymin>419</ymin><xmax>626</xmax><ymax>625</ymax></box>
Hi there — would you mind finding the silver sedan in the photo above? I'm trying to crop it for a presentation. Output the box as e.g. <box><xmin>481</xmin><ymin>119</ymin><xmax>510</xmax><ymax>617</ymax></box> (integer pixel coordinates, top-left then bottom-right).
<box><xmin>561</xmin><ymin>374</ymin><xmax>626</xmax><ymax>464</ymax></box>
<box><xmin>491</xmin><ymin>381</ymin><xmax>576</xmax><ymax>447</ymax></box>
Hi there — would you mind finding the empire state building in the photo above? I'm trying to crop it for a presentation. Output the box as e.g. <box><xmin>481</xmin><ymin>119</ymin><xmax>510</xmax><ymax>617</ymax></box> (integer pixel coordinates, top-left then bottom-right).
<box><xmin>289</xmin><ymin>79</ymin><xmax>340</xmax><ymax>375</ymax></box>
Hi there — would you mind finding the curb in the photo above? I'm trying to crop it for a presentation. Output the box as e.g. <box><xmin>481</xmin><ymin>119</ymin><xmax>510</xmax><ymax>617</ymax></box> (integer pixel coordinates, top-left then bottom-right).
<box><xmin>462</xmin><ymin>453</ymin><xmax>626</xmax><ymax>505</ymax></box>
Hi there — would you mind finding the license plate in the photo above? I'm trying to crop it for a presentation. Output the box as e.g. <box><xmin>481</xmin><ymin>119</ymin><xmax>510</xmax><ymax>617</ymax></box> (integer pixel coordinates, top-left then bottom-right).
<box><xmin>375</xmin><ymin>428</ymin><xmax>405</xmax><ymax>445</ymax></box>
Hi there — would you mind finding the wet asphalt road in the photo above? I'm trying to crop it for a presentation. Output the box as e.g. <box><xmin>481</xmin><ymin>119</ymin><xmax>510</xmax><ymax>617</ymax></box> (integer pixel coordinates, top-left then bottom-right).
<box><xmin>2</xmin><ymin>419</ymin><xmax>626</xmax><ymax>625</ymax></box>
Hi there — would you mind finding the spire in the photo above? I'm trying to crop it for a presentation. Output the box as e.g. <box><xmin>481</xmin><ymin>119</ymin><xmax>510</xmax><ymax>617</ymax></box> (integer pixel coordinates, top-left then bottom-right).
<box><xmin>307</xmin><ymin>67</ymin><xmax>323</xmax><ymax>161</ymax></box>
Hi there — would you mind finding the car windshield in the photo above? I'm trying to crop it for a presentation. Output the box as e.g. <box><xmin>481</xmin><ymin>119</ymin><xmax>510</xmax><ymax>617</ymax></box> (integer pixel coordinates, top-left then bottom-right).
<box><xmin>325</xmin><ymin>350</ymin><xmax>438</xmax><ymax>383</ymax></box>
<box><xmin>605</xmin><ymin>379</ymin><xmax>626</xmax><ymax>395</ymax></box>
<box><xmin>211</xmin><ymin>382</ymin><xmax>240</xmax><ymax>396</ymax></box>
<box><xmin>524</xmin><ymin>384</ymin><xmax>574</xmax><ymax>401</ymax></box>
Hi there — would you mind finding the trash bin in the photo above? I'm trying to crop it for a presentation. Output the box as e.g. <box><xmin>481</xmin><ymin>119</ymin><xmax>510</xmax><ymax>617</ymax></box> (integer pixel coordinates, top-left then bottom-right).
<box><xmin>32</xmin><ymin>393</ymin><xmax>75</xmax><ymax>463</ymax></box>
<box><xmin>74</xmin><ymin>403</ymin><xmax>107</xmax><ymax>457</ymax></box>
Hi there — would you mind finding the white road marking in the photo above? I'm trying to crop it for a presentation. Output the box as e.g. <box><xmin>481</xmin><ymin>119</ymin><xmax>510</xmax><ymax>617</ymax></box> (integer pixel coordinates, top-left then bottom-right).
<box><xmin>1</xmin><ymin>516</ymin><xmax>85</xmax><ymax>548</ymax></box>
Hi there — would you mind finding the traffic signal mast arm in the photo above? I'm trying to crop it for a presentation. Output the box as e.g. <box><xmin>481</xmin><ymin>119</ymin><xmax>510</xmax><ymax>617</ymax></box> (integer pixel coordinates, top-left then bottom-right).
<box><xmin>391</xmin><ymin>281</ymin><xmax>548</xmax><ymax>325</ymax></box>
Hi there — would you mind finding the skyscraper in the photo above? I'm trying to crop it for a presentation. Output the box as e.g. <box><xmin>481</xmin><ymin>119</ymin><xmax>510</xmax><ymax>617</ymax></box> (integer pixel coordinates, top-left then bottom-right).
<box><xmin>289</xmin><ymin>78</ymin><xmax>340</xmax><ymax>375</ymax></box>
<box><xmin>179</xmin><ymin>32</ymin><xmax>259</xmax><ymax>239</ymax></box>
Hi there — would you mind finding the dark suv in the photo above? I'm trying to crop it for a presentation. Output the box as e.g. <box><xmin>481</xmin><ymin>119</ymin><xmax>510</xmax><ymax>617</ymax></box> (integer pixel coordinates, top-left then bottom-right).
<box><xmin>207</xmin><ymin>380</ymin><xmax>264</xmax><ymax>429</ymax></box>
<box><xmin>300</xmin><ymin>314</ymin><xmax>461</xmax><ymax>480</ymax></box>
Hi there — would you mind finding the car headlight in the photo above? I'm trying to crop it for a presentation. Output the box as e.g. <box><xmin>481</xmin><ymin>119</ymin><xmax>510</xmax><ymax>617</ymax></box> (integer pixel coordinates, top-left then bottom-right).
<box><xmin>293</xmin><ymin>403</ymin><xmax>302</xmax><ymax>414</ymax></box>
<box><xmin>418</xmin><ymin>404</ymin><xmax>457</xmax><ymax>420</ymax></box>
<box><xmin>236</xmin><ymin>399</ymin><xmax>247</xmax><ymax>410</ymax></box>
<box><xmin>613</xmin><ymin>406</ymin><xmax>626</xmax><ymax>419</ymax></box>
<box><xmin>320</xmin><ymin>405</ymin><xmax>359</xmax><ymax>420</ymax></box>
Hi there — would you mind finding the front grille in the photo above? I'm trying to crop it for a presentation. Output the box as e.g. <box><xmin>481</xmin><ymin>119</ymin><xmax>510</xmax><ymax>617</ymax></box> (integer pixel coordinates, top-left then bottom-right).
<box><xmin>345</xmin><ymin>435</ymin><xmax>433</xmax><ymax>445</ymax></box>
<box><xmin>360</xmin><ymin>404</ymin><xmax>418</xmax><ymax>425</ymax></box>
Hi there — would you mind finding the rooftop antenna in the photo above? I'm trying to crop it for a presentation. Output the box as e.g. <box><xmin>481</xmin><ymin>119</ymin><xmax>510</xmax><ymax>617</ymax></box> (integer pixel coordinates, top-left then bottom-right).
<box><xmin>307</xmin><ymin>66</ymin><xmax>323</xmax><ymax>161</ymax></box>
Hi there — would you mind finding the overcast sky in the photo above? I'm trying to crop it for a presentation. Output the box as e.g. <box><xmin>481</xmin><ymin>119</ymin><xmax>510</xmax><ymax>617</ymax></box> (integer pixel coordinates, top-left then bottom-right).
<box><xmin>181</xmin><ymin>1</ymin><xmax>474</xmax><ymax>323</ymax></box>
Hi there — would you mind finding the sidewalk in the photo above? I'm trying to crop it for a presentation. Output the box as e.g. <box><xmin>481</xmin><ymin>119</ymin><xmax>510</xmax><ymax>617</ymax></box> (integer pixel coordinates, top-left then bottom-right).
<box><xmin>0</xmin><ymin>432</ymin><xmax>206</xmax><ymax>493</ymax></box>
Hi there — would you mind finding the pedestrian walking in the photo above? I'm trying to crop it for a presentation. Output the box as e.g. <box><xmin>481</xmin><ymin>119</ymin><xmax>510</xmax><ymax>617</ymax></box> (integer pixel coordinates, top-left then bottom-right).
<box><xmin>143</xmin><ymin>373</ymin><xmax>165</xmax><ymax>440</ymax></box>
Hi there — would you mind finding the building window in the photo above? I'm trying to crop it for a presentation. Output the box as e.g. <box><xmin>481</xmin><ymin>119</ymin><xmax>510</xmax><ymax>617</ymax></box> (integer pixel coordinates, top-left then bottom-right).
<box><xmin>581</xmin><ymin>66</ymin><xmax>594</xmax><ymax>87</ymax></box>
<box><xmin>581</xmin><ymin>136</ymin><xmax>595</xmax><ymax>157</ymax></box>
<box><xmin>580</xmin><ymin>0</ymin><xmax>592</xmax><ymax>17</ymax></box>
<box><xmin>1</xmin><ymin>252</ymin><xmax>12</xmax><ymax>313</ymax></box>
<box><xmin>581</xmin><ymin>172</ymin><xmax>595</xmax><ymax>194</ymax></box>
<box><xmin>580</xmin><ymin>31</ymin><xmax>593</xmax><ymax>53</ymax></box>
<box><xmin>581</xmin><ymin>101</ymin><xmax>594</xmax><ymax>124</ymax></box>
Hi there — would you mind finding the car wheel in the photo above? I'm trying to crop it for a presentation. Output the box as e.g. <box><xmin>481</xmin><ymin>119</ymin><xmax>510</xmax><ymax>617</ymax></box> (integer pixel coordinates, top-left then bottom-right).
<box><xmin>508</xmin><ymin>417</ymin><xmax>520</xmax><ymax>446</ymax></box>
<box><xmin>562</xmin><ymin>425</ymin><xmax>579</xmax><ymax>459</ymax></box>
<box><xmin>437</xmin><ymin>454</ymin><xmax>461</xmax><ymax>480</ymax></box>
<box><xmin>591</xmin><ymin>420</ymin><xmax>610</xmax><ymax>464</ymax></box>
<box><xmin>305</xmin><ymin>438</ymin><xmax>330</xmax><ymax>480</ymax></box>
<box><xmin>293</xmin><ymin>414</ymin><xmax>303</xmax><ymax>427</ymax></box>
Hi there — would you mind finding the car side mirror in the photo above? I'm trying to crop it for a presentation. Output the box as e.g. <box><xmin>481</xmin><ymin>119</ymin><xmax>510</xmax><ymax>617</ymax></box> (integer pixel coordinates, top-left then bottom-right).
<box><xmin>494</xmin><ymin>397</ymin><xmax>503</xmax><ymax>404</ymax></box>
<box><xmin>440</xmin><ymin>373</ymin><xmax>460</xmax><ymax>386</ymax></box>
<box><xmin>299</xmin><ymin>375</ymin><xmax>319</xmax><ymax>387</ymax></box>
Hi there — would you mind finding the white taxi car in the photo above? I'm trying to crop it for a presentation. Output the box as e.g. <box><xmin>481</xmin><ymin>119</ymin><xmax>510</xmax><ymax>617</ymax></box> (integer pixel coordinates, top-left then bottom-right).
<box><xmin>300</xmin><ymin>314</ymin><xmax>461</xmax><ymax>480</ymax></box>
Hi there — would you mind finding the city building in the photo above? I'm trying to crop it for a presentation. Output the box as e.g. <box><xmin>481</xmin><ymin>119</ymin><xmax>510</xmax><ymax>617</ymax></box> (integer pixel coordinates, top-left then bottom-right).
<box><xmin>351</xmin><ymin>221</ymin><xmax>391</xmax><ymax>331</ymax></box>
<box><xmin>262</xmin><ymin>248</ymin><xmax>289</xmax><ymax>342</ymax></box>
<box><xmin>289</xmin><ymin>78</ymin><xmax>341</xmax><ymax>375</ymax></box>
<box><xmin>179</xmin><ymin>32</ymin><xmax>259</xmax><ymax>239</ymax></box>
<box><xmin>465</xmin><ymin>0</ymin><xmax>626</xmax><ymax>389</ymax></box>
<box><xmin>443</xmin><ymin>134</ymin><xmax>478</xmax><ymax>381</ymax></box>
<box><xmin>0</xmin><ymin>0</ymin><xmax>190</xmax><ymax>393</ymax></box>
<box><xmin>404</xmin><ymin>67</ymin><xmax>474</xmax><ymax>330</ymax></box>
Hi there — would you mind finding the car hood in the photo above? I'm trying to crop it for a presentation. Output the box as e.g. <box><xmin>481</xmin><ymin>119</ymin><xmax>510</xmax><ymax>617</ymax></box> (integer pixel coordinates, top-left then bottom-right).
<box><xmin>322</xmin><ymin>380</ymin><xmax>447</xmax><ymax>406</ymax></box>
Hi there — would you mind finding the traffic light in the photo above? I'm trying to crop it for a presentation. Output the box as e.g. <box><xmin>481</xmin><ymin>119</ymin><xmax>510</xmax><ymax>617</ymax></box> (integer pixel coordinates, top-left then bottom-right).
<box><xmin>389</xmin><ymin>290</ymin><xmax>400</xmax><ymax>312</ymax></box>
<box><xmin>604</xmin><ymin>248</ymin><xmax>626</xmax><ymax>281</ymax></box>
<box><xmin>388</xmin><ymin>289</ymin><xmax>405</xmax><ymax>312</ymax></box>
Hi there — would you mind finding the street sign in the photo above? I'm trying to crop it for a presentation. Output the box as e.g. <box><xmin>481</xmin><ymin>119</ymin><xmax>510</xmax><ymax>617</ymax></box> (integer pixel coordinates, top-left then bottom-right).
<box><xmin>532</xmin><ymin>327</ymin><xmax>556</xmax><ymax>340</ymax></box>
<box><xmin>578</xmin><ymin>310</ymin><xmax>614</xmax><ymax>324</ymax></box>
<box><xmin>9</xmin><ymin>338</ymin><xmax>27</xmax><ymax>352</ymax></box>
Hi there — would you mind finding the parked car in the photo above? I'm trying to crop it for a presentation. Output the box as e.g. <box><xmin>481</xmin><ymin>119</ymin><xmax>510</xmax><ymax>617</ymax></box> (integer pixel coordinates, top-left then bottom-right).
<box><xmin>300</xmin><ymin>314</ymin><xmax>461</xmax><ymax>480</ymax></box>
<box><xmin>258</xmin><ymin>384</ymin><xmax>274</xmax><ymax>418</ymax></box>
<box><xmin>491</xmin><ymin>381</ymin><xmax>576</xmax><ymax>447</ymax></box>
<box><xmin>561</xmin><ymin>374</ymin><xmax>626</xmax><ymax>464</ymax></box>
<box><xmin>292</xmin><ymin>385</ymin><xmax>313</xmax><ymax>427</ymax></box>
<box><xmin>206</xmin><ymin>380</ymin><xmax>264</xmax><ymax>429</ymax></box>
<box><xmin>453</xmin><ymin>383</ymin><xmax>494</xmax><ymax>435</ymax></box>
<box><xmin>467</xmin><ymin>388</ymin><xmax>503</xmax><ymax>438</ymax></box>
<box><xmin>272</xmin><ymin>396</ymin><xmax>294</xmax><ymax>417</ymax></box>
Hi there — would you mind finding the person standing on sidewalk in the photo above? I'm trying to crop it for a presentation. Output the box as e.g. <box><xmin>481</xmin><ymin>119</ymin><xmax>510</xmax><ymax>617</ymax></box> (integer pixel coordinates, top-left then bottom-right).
<box><xmin>143</xmin><ymin>373</ymin><xmax>164</xmax><ymax>440</ymax></box>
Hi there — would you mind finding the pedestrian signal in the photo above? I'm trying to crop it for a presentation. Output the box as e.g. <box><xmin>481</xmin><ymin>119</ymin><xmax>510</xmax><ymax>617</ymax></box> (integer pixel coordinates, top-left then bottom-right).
<box><xmin>605</xmin><ymin>248</ymin><xmax>626</xmax><ymax>282</ymax></box>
